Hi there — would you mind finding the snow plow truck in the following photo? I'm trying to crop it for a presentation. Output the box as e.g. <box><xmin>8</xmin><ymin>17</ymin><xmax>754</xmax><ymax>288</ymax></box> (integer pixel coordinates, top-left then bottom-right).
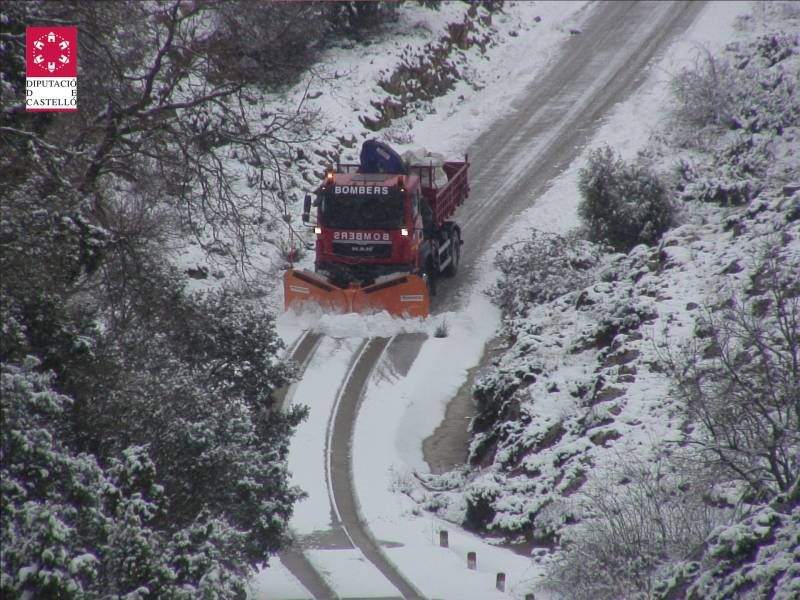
<box><xmin>284</xmin><ymin>140</ymin><xmax>469</xmax><ymax>318</ymax></box>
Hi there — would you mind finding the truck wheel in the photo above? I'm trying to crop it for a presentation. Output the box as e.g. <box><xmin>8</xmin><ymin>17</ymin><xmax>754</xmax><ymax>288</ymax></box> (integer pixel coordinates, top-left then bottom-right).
<box><xmin>424</xmin><ymin>260</ymin><xmax>437</xmax><ymax>297</ymax></box>
<box><xmin>443</xmin><ymin>228</ymin><xmax>461</xmax><ymax>277</ymax></box>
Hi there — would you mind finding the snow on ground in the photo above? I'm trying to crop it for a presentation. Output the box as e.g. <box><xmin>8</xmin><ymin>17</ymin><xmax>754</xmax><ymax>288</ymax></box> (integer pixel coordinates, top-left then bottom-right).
<box><xmin>262</xmin><ymin>0</ymin><xmax>589</xmax><ymax>289</ymax></box>
<box><xmin>254</xmin><ymin>1</ymin><xmax>761</xmax><ymax>598</ymax></box>
<box><xmin>249</xmin><ymin>561</ymin><xmax>309</xmax><ymax>599</ymax></box>
<box><xmin>390</xmin><ymin>297</ymin><xmax>500</xmax><ymax>471</ymax></box>
<box><xmin>353</xmin><ymin>299</ymin><xmax>535</xmax><ymax>598</ymax></box>
<box><xmin>305</xmin><ymin>549</ymin><xmax>401</xmax><ymax>598</ymax></box>
<box><xmin>285</xmin><ymin>336</ymin><xmax>363</xmax><ymax>534</ymax></box>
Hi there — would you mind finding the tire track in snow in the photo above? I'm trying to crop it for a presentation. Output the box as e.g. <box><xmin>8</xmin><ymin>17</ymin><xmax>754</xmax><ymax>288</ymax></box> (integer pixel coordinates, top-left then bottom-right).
<box><xmin>276</xmin><ymin>330</ymin><xmax>324</xmax><ymax>411</ymax></box>
<box><xmin>433</xmin><ymin>0</ymin><xmax>708</xmax><ymax>311</ymax></box>
<box><xmin>278</xmin><ymin>332</ymin><xmax>428</xmax><ymax>599</ymax></box>
<box><xmin>327</xmin><ymin>335</ymin><xmax>428</xmax><ymax>600</ymax></box>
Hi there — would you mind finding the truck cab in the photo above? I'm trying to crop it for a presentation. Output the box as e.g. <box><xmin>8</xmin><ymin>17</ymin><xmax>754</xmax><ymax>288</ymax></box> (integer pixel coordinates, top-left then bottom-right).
<box><xmin>310</xmin><ymin>170</ymin><xmax>428</xmax><ymax>288</ymax></box>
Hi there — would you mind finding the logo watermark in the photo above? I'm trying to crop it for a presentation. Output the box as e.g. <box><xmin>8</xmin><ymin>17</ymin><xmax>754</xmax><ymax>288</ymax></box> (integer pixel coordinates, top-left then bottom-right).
<box><xmin>26</xmin><ymin>27</ymin><xmax>78</xmax><ymax>112</ymax></box>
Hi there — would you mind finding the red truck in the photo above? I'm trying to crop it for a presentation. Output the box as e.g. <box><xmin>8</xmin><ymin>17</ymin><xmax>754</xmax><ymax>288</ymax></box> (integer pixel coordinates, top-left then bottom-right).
<box><xmin>284</xmin><ymin>140</ymin><xmax>469</xmax><ymax>318</ymax></box>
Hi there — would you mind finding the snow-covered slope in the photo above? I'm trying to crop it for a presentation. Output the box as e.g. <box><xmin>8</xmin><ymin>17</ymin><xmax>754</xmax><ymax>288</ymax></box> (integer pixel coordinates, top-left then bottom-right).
<box><xmin>409</xmin><ymin>3</ymin><xmax>800</xmax><ymax>597</ymax></box>
<box><xmin>253</xmin><ymin>1</ymin><xmax>798</xmax><ymax>598</ymax></box>
<box><xmin>179</xmin><ymin>1</ymin><xmax>589</xmax><ymax>298</ymax></box>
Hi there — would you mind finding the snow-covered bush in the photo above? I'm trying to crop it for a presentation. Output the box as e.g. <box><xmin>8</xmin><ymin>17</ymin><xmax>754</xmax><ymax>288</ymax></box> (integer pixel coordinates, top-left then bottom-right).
<box><xmin>543</xmin><ymin>453</ymin><xmax>727</xmax><ymax>600</ymax></box>
<box><xmin>434</xmin><ymin>318</ymin><xmax>450</xmax><ymax>338</ymax></box>
<box><xmin>572</xmin><ymin>296</ymin><xmax>657</xmax><ymax>352</ymax></box>
<box><xmin>210</xmin><ymin>2</ymin><xmax>406</xmax><ymax>90</ymax></box>
<box><xmin>678</xmin><ymin>131</ymin><xmax>773</xmax><ymax>205</ymax></box>
<box><xmin>672</xmin><ymin>31</ymin><xmax>800</xmax><ymax>208</ymax></box>
<box><xmin>671</xmin><ymin>49</ymin><xmax>739</xmax><ymax>131</ymax></box>
<box><xmin>464</xmin><ymin>481</ymin><xmax>503</xmax><ymax>531</ymax></box>
<box><xmin>655</xmin><ymin>479</ymin><xmax>800</xmax><ymax>600</ymax></box>
<box><xmin>489</xmin><ymin>230</ymin><xmax>602</xmax><ymax>320</ymax></box>
<box><xmin>578</xmin><ymin>146</ymin><xmax>674</xmax><ymax>251</ymax></box>
<box><xmin>672</xmin><ymin>33</ymin><xmax>799</xmax><ymax>135</ymax></box>
<box><xmin>665</xmin><ymin>262</ymin><xmax>800</xmax><ymax>499</ymax></box>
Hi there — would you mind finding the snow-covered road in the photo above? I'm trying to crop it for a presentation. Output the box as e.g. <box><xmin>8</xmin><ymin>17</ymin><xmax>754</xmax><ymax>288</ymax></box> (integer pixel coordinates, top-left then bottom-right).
<box><xmin>250</xmin><ymin>1</ymin><xmax>753</xmax><ymax>598</ymax></box>
<box><xmin>434</xmin><ymin>0</ymin><xmax>707</xmax><ymax>310</ymax></box>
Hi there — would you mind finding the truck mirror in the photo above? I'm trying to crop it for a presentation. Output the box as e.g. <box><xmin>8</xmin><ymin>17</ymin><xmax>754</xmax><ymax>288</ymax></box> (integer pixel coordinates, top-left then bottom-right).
<box><xmin>302</xmin><ymin>194</ymin><xmax>312</xmax><ymax>223</ymax></box>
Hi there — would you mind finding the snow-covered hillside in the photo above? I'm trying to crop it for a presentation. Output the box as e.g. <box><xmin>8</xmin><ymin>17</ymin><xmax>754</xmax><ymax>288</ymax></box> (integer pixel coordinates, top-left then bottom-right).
<box><xmin>255</xmin><ymin>1</ymin><xmax>798</xmax><ymax>599</ymax></box>
<box><xmin>14</xmin><ymin>2</ymin><xmax>796</xmax><ymax>598</ymax></box>
<box><xmin>179</xmin><ymin>0</ymin><xmax>591</xmax><ymax>297</ymax></box>
<box><xmin>403</xmin><ymin>3</ymin><xmax>800</xmax><ymax>598</ymax></box>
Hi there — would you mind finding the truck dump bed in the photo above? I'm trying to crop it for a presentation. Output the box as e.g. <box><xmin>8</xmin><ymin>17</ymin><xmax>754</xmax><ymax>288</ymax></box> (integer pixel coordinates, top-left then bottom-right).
<box><xmin>408</xmin><ymin>160</ymin><xmax>469</xmax><ymax>228</ymax></box>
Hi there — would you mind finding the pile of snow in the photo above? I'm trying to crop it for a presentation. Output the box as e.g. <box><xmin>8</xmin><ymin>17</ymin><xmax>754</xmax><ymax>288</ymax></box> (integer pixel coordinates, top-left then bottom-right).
<box><xmin>403</xmin><ymin>148</ymin><xmax>449</xmax><ymax>187</ymax></box>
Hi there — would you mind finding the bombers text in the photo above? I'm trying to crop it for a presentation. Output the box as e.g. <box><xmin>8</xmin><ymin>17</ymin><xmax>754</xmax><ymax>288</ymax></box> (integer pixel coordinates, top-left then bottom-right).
<box><xmin>333</xmin><ymin>231</ymin><xmax>391</xmax><ymax>241</ymax></box>
<box><xmin>334</xmin><ymin>185</ymin><xmax>390</xmax><ymax>195</ymax></box>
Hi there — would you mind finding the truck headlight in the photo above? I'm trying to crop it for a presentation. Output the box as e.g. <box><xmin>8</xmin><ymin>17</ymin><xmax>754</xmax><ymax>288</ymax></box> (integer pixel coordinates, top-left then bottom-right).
<box><xmin>314</xmin><ymin>227</ymin><xmax>322</xmax><ymax>236</ymax></box>
<box><xmin>401</xmin><ymin>228</ymin><xmax>409</xmax><ymax>237</ymax></box>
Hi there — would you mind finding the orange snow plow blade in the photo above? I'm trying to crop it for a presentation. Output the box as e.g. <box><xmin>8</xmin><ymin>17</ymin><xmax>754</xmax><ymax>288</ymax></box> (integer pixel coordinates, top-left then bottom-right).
<box><xmin>284</xmin><ymin>270</ymin><xmax>429</xmax><ymax>318</ymax></box>
<box><xmin>353</xmin><ymin>274</ymin><xmax>429</xmax><ymax>318</ymax></box>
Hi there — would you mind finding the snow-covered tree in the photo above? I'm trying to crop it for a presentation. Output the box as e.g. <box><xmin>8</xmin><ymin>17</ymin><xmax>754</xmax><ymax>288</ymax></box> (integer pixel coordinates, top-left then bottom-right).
<box><xmin>1</xmin><ymin>0</ymin><xmax>319</xmax><ymax>267</ymax></box>
<box><xmin>1</xmin><ymin>362</ymin><xmax>250</xmax><ymax>598</ymax></box>
<box><xmin>1</xmin><ymin>3</ymin><xmax>312</xmax><ymax>593</ymax></box>
<box><xmin>667</xmin><ymin>261</ymin><xmax>800</xmax><ymax>499</ymax></box>
<box><xmin>577</xmin><ymin>146</ymin><xmax>674</xmax><ymax>252</ymax></box>
<box><xmin>489</xmin><ymin>230</ymin><xmax>603</xmax><ymax>321</ymax></box>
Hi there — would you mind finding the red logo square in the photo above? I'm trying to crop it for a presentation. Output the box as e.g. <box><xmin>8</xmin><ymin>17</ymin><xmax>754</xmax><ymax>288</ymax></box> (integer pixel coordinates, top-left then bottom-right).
<box><xmin>26</xmin><ymin>27</ymin><xmax>78</xmax><ymax>77</ymax></box>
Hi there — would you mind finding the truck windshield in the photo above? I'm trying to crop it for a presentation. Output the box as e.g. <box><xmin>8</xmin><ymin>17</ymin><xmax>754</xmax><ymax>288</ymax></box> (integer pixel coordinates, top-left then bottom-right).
<box><xmin>321</xmin><ymin>195</ymin><xmax>405</xmax><ymax>230</ymax></box>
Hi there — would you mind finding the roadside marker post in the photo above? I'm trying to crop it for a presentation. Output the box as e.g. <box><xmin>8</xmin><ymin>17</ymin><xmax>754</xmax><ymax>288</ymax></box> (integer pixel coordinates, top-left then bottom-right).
<box><xmin>439</xmin><ymin>530</ymin><xmax>449</xmax><ymax>548</ymax></box>
<box><xmin>496</xmin><ymin>572</ymin><xmax>506</xmax><ymax>591</ymax></box>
